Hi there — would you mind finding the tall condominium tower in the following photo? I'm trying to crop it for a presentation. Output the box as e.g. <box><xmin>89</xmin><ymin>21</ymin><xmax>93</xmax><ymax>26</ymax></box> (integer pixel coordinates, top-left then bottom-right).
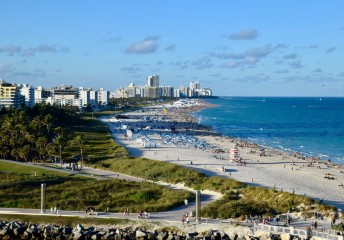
<box><xmin>190</xmin><ymin>81</ymin><xmax>200</xmax><ymax>90</ymax></box>
<box><xmin>146</xmin><ymin>75</ymin><xmax>159</xmax><ymax>87</ymax></box>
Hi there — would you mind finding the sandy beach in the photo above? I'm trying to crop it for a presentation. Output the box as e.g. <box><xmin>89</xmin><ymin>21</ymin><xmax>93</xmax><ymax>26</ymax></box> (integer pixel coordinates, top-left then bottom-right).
<box><xmin>102</xmin><ymin>100</ymin><xmax>344</xmax><ymax>211</ymax></box>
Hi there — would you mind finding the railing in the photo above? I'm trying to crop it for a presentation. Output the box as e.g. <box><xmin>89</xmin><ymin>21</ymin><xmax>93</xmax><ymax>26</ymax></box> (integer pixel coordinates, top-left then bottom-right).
<box><xmin>254</xmin><ymin>223</ymin><xmax>343</xmax><ymax>240</ymax></box>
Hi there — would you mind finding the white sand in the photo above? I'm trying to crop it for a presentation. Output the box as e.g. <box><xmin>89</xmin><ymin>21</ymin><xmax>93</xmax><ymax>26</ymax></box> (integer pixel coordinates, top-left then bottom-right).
<box><xmin>103</xmin><ymin>103</ymin><xmax>344</xmax><ymax>211</ymax></box>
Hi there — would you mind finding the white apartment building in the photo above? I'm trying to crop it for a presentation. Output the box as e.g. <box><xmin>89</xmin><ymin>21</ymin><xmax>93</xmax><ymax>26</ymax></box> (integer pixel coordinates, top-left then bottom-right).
<box><xmin>98</xmin><ymin>88</ymin><xmax>109</xmax><ymax>105</ymax></box>
<box><xmin>190</xmin><ymin>81</ymin><xmax>200</xmax><ymax>90</ymax></box>
<box><xmin>147</xmin><ymin>75</ymin><xmax>159</xmax><ymax>87</ymax></box>
<box><xmin>79</xmin><ymin>87</ymin><xmax>91</xmax><ymax>107</ymax></box>
<box><xmin>90</xmin><ymin>90</ymin><xmax>98</xmax><ymax>107</ymax></box>
<box><xmin>18</xmin><ymin>84</ymin><xmax>35</xmax><ymax>107</ymax></box>
<box><xmin>143</xmin><ymin>86</ymin><xmax>161</xmax><ymax>98</ymax></box>
<box><xmin>34</xmin><ymin>86</ymin><xmax>51</xmax><ymax>104</ymax></box>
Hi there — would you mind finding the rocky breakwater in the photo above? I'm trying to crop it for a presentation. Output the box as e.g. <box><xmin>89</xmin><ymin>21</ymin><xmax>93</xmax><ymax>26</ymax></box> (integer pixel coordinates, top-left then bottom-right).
<box><xmin>0</xmin><ymin>220</ymin><xmax>310</xmax><ymax>240</ymax></box>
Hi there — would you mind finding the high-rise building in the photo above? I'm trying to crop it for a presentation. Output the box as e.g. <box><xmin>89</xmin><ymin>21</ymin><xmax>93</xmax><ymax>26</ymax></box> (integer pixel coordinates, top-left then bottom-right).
<box><xmin>51</xmin><ymin>85</ymin><xmax>79</xmax><ymax>106</ymax></box>
<box><xmin>0</xmin><ymin>80</ymin><xmax>23</xmax><ymax>108</ymax></box>
<box><xmin>98</xmin><ymin>88</ymin><xmax>109</xmax><ymax>105</ymax></box>
<box><xmin>79</xmin><ymin>87</ymin><xmax>91</xmax><ymax>107</ymax></box>
<box><xmin>147</xmin><ymin>75</ymin><xmax>159</xmax><ymax>87</ymax></box>
<box><xmin>161</xmin><ymin>86</ymin><xmax>174</xmax><ymax>98</ymax></box>
<box><xmin>179</xmin><ymin>85</ymin><xmax>189</xmax><ymax>97</ymax></box>
<box><xmin>190</xmin><ymin>81</ymin><xmax>200</xmax><ymax>90</ymax></box>
<box><xmin>90</xmin><ymin>90</ymin><xmax>98</xmax><ymax>107</ymax></box>
<box><xmin>34</xmin><ymin>86</ymin><xmax>51</xmax><ymax>104</ymax></box>
<box><xmin>18</xmin><ymin>84</ymin><xmax>35</xmax><ymax>107</ymax></box>
<box><xmin>143</xmin><ymin>87</ymin><xmax>161</xmax><ymax>98</ymax></box>
<box><xmin>124</xmin><ymin>82</ymin><xmax>140</xmax><ymax>98</ymax></box>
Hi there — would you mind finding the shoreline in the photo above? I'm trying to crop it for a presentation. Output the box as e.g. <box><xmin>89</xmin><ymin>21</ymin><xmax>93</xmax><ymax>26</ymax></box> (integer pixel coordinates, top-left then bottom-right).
<box><xmin>102</xmin><ymin>99</ymin><xmax>344</xmax><ymax>211</ymax></box>
<box><xmin>192</xmin><ymin>98</ymin><xmax>344</xmax><ymax>165</ymax></box>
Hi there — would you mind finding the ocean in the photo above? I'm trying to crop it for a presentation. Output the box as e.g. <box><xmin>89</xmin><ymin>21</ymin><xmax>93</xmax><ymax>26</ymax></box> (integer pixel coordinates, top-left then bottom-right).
<box><xmin>193</xmin><ymin>97</ymin><xmax>344</xmax><ymax>165</ymax></box>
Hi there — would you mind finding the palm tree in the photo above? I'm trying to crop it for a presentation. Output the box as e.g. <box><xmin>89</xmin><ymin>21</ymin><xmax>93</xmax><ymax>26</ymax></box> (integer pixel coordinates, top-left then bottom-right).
<box><xmin>36</xmin><ymin>136</ymin><xmax>48</xmax><ymax>162</ymax></box>
<box><xmin>53</xmin><ymin>135</ymin><xmax>66</xmax><ymax>163</ymax></box>
<box><xmin>32</xmin><ymin>115</ymin><xmax>45</xmax><ymax>135</ymax></box>
<box><xmin>46</xmin><ymin>143</ymin><xmax>58</xmax><ymax>163</ymax></box>
<box><xmin>55</xmin><ymin>126</ymin><xmax>67</xmax><ymax>138</ymax></box>
<box><xmin>19</xmin><ymin>145</ymin><xmax>30</xmax><ymax>162</ymax></box>
<box><xmin>44</xmin><ymin>114</ymin><xmax>53</xmax><ymax>134</ymax></box>
<box><xmin>25</xmin><ymin>132</ymin><xmax>36</xmax><ymax>148</ymax></box>
<box><xmin>11</xmin><ymin>148</ymin><xmax>20</xmax><ymax>161</ymax></box>
<box><xmin>71</xmin><ymin>135</ymin><xmax>86</xmax><ymax>167</ymax></box>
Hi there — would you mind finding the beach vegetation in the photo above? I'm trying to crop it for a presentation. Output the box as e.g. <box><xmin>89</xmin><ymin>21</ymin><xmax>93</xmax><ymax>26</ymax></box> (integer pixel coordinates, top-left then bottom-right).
<box><xmin>202</xmin><ymin>186</ymin><xmax>334</xmax><ymax>218</ymax></box>
<box><xmin>0</xmin><ymin>214</ymin><xmax>130</xmax><ymax>227</ymax></box>
<box><xmin>0</xmin><ymin>161</ymin><xmax>193</xmax><ymax>213</ymax></box>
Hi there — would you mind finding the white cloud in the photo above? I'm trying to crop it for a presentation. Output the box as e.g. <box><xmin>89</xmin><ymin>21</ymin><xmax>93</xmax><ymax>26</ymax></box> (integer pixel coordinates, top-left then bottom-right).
<box><xmin>0</xmin><ymin>45</ymin><xmax>22</xmax><ymax>55</ymax></box>
<box><xmin>228</xmin><ymin>28</ymin><xmax>258</xmax><ymax>40</ymax></box>
<box><xmin>221</xmin><ymin>61</ymin><xmax>238</xmax><ymax>69</ymax></box>
<box><xmin>326</xmin><ymin>47</ymin><xmax>336</xmax><ymax>53</ymax></box>
<box><xmin>211</xmin><ymin>44</ymin><xmax>273</xmax><ymax>68</ymax></box>
<box><xmin>0</xmin><ymin>63</ymin><xmax>13</xmax><ymax>72</ymax></box>
<box><xmin>233</xmin><ymin>73</ymin><xmax>270</xmax><ymax>83</ymax></box>
<box><xmin>165</xmin><ymin>44</ymin><xmax>176</xmax><ymax>52</ymax></box>
<box><xmin>125</xmin><ymin>36</ymin><xmax>159</xmax><ymax>54</ymax></box>
<box><xmin>300</xmin><ymin>44</ymin><xmax>318</xmax><ymax>49</ymax></box>
<box><xmin>289</xmin><ymin>60</ymin><xmax>304</xmax><ymax>69</ymax></box>
<box><xmin>190</xmin><ymin>57</ymin><xmax>213</xmax><ymax>69</ymax></box>
<box><xmin>0</xmin><ymin>44</ymin><xmax>68</xmax><ymax>57</ymax></box>
<box><xmin>37</xmin><ymin>45</ymin><xmax>57</xmax><ymax>52</ymax></box>
<box><xmin>274</xmin><ymin>69</ymin><xmax>289</xmax><ymax>74</ymax></box>
<box><xmin>108</xmin><ymin>36</ymin><xmax>121</xmax><ymax>42</ymax></box>
<box><xmin>283</xmin><ymin>53</ymin><xmax>299</xmax><ymax>59</ymax></box>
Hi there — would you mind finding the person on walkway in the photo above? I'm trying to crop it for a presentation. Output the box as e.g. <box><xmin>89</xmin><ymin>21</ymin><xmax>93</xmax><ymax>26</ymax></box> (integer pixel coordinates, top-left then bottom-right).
<box><xmin>314</xmin><ymin>221</ymin><xmax>318</xmax><ymax>230</ymax></box>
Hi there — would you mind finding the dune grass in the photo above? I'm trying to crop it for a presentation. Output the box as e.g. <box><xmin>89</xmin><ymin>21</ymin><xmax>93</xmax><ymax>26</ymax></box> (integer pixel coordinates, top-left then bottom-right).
<box><xmin>0</xmin><ymin>161</ymin><xmax>193</xmax><ymax>213</ymax></box>
<box><xmin>201</xmin><ymin>187</ymin><xmax>336</xmax><ymax>219</ymax></box>
<box><xmin>0</xmin><ymin>214</ymin><xmax>130</xmax><ymax>227</ymax></box>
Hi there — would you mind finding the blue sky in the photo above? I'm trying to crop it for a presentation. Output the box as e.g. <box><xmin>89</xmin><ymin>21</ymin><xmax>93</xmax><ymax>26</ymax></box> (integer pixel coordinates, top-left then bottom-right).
<box><xmin>0</xmin><ymin>1</ymin><xmax>343</xmax><ymax>96</ymax></box>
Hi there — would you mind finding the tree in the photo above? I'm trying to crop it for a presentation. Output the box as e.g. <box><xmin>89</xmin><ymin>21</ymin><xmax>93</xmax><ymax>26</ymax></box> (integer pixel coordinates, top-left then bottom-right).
<box><xmin>47</xmin><ymin>143</ymin><xmax>58</xmax><ymax>163</ymax></box>
<box><xmin>71</xmin><ymin>135</ymin><xmax>86</xmax><ymax>166</ymax></box>
<box><xmin>11</xmin><ymin>148</ymin><xmax>20</xmax><ymax>161</ymax></box>
<box><xmin>19</xmin><ymin>145</ymin><xmax>30</xmax><ymax>162</ymax></box>
<box><xmin>53</xmin><ymin>135</ymin><xmax>66</xmax><ymax>163</ymax></box>
<box><xmin>44</xmin><ymin>114</ymin><xmax>53</xmax><ymax>134</ymax></box>
<box><xmin>32</xmin><ymin>115</ymin><xmax>45</xmax><ymax>135</ymax></box>
<box><xmin>36</xmin><ymin>136</ymin><xmax>48</xmax><ymax>162</ymax></box>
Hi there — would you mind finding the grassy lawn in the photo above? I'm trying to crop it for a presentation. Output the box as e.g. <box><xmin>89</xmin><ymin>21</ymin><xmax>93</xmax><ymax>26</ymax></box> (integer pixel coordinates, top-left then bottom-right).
<box><xmin>0</xmin><ymin>161</ymin><xmax>193</xmax><ymax>213</ymax></box>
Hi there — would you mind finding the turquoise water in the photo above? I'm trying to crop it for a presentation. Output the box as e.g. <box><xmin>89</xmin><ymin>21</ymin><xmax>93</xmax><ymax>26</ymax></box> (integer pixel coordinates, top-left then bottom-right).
<box><xmin>193</xmin><ymin>97</ymin><xmax>344</xmax><ymax>164</ymax></box>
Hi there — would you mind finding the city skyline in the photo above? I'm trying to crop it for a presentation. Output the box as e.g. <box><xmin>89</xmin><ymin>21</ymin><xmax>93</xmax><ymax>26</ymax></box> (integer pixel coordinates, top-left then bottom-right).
<box><xmin>1</xmin><ymin>1</ymin><xmax>344</xmax><ymax>96</ymax></box>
